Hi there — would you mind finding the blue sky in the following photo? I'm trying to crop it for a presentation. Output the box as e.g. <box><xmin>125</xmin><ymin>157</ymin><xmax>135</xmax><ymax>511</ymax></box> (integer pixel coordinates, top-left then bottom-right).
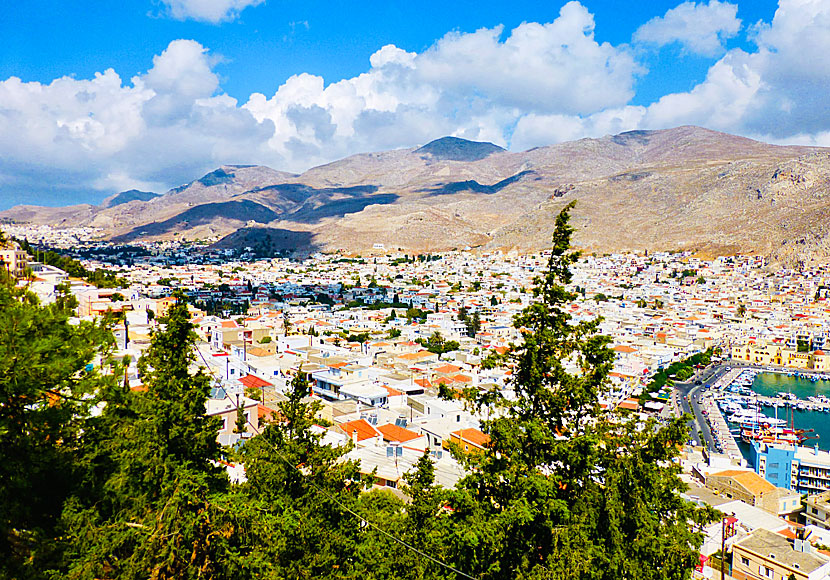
<box><xmin>0</xmin><ymin>0</ymin><xmax>824</xmax><ymax>208</ymax></box>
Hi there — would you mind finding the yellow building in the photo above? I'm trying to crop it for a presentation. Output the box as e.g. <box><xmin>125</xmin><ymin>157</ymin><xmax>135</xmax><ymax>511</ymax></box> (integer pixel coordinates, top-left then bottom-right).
<box><xmin>0</xmin><ymin>242</ymin><xmax>28</xmax><ymax>278</ymax></box>
<box><xmin>732</xmin><ymin>341</ymin><xmax>830</xmax><ymax>371</ymax></box>
<box><xmin>732</xmin><ymin>528</ymin><xmax>830</xmax><ymax>580</ymax></box>
<box><xmin>731</xmin><ymin>342</ymin><xmax>786</xmax><ymax>366</ymax></box>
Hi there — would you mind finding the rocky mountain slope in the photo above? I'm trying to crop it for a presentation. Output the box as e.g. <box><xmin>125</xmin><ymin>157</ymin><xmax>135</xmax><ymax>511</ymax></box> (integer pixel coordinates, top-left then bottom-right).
<box><xmin>4</xmin><ymin>126</ymin><xmax>830</xmax><ymax>263</ymax></box>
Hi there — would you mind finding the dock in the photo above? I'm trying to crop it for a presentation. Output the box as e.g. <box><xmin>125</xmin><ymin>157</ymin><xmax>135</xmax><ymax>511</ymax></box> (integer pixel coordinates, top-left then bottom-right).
<box><xmin>699</xmin><ymin>391</ymin><xmax>742</xmax><ymax>460</ymax></box>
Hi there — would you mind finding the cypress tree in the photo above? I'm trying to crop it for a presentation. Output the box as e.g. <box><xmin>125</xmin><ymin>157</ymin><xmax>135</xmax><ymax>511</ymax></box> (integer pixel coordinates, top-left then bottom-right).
<box><xmin>61</xmin><ymin>294</ymin><xmax>235</xmax><ymax>579</ymax></box>
<box><xmin>446</xmin><ymin>201</ymin><xmax>716</xmax><ymax>579</ymax></box>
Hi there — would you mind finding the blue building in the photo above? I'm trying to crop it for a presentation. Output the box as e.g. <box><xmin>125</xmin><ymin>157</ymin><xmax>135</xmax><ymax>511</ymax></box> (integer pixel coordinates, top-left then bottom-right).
<box><xmin>751</xmin><ymin>440</ymin><xmax>830</xmax><ymax>494</ymax></box>
<box><xmin>750</xmin><ymin>441</ymin><xmax>796</xmax><ymax>489</ymax></box>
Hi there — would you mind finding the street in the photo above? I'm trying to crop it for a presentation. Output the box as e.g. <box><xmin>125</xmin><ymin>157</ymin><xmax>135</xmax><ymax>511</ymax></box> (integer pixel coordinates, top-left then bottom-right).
<box><xmin>675</xmin><ymin>363</ymin><xmax>732</xmax><ymax>453</ymax></box>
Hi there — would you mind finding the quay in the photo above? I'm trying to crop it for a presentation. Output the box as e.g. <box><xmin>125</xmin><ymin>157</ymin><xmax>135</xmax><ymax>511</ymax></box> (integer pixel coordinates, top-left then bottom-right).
<box><xmin>698</xmin><ymin>390</ymin><xmax>742</xmax><ymax>460</ymax></box>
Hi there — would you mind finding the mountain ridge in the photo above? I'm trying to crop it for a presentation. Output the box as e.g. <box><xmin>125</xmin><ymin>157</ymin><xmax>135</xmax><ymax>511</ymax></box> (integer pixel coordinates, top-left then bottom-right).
<box><xmin>3</xmin><ymin>127</ymin><xmax>829</xmax><ymax>264</ymax></box>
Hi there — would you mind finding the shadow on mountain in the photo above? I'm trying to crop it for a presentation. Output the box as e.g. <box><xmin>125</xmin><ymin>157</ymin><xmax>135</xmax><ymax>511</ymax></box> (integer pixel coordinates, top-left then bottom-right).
<box><xmin>251</xmin><ymin>183</ymin><xmax>379</xmax><ymax>201</ymax></box>
<box><xmin>251</xmin><ymin>183</ymin><xmax>396</xmax><ymax>224</ymax></box>
<box><xmin>611</xmin><ymin>130</ymin><xmax>654</xmax><ymax>147</ymax></box>
<box><xmin>415</xmin><ymin>136</ymin><xmax>505</xmax><ymax>162</ymax></box>
<box><xmin>211</xmin><ymin>226</ymin><xmax>319</xmax><ymax>255</ymax></box>
<box><xmin>422</xmin><ymin>170</ymin><xmax>533</xmax><ymax>196</ymax></box>
<box><xmin>102</xmin><ymin>189</ymin><xmax>159</xmax><ymax>208</ymax></box>
<box><xmin>112</xmin><ymin>200</ymin><xmax>280</xmax><ymax>241</ymax></box>
<box><xmin>608</xmin><ymin>171</ymin><xmax>652</xmax><ymax>182</ymax></box>
<box><xmin>288</xmin><ymin>193</ymin><xmax>398</xmax><ymax>223</ymax></box>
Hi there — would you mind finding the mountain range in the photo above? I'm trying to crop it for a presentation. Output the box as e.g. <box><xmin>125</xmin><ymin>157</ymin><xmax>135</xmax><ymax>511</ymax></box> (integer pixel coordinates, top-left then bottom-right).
<box><xmin>4</xmin><ymin>126</ymin><xmax>830</xmax><ymax>263</ymax></box>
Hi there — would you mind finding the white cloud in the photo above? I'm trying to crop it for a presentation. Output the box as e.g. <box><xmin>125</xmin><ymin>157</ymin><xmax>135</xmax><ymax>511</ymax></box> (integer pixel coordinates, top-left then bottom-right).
<box><xmin>634</xmin><ymin>1</ymin><xmax>741</xmax><ymax>56</ymax></box>
<box><xmin>0</xmin><ymin>39</ymin><xmax>277</xmax><ymax>203</ymax></box>
<box><xmin>510</xmin><ymin>0</ymin><xmax>830</xmax><ymax>150</ymax></box>
<box><xmin>158</xmin><ymin>0</ymin><xmax>265</xmax><ymax>23</ymax></box>
<box><xmin>630</xmin><ymin>0</ymin><xmax>830</xmax><ymax>139</ymax></box>
<box><xmin>417</xmin><ymin>1</ymin><xmax>641</xmax><ymax>114</ymax></box>
<box><xmin>243</xmin><ymin>1</ymin><xmax>641</xmax><ymax>169</ymax></box>
<box><xmin>6</xmin><ymin>0</ymin><xmax>830</xmax><ymax>208</ymax></box>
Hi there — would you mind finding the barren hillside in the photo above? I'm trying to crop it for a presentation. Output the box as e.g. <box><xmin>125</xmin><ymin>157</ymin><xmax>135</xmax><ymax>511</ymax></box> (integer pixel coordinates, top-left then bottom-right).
<box><xmin>4</xmin><ymin>126</ymin><xmax>830</xmax><ymax>263</ymax></box>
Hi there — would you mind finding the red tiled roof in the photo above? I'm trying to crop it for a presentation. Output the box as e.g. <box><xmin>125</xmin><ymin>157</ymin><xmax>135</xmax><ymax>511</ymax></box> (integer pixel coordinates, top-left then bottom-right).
<box><xmin>339</xmin><ymin>419</ymin><xmax>379</xmax><ymax>442</ymax></box>
<box><xmin>381</xmin><ymin>384</ymin><xmax>403</xmax><ymax>397</ymax></box>
<box><xmin>258</xmin><ymin>404</ymin><xmax>281</xmax><ymax>421</ymax></box>
<box><xmin>377</xmin><ymin>423</ymin><xmax>421</xmax><ymax>443</ymax></box>
<box><xmin>434</xmin><ymin>363</ymin><xmax>462</xmax><ymax>374</ymax></box>
<box><xmin>451</xmin><ymin>428</ymin><xmax>490</xmax><ymax>448</ymax></box>
<box><xmin>239</xmin><ymin>374</ymin><xmax>273</xmax><ymax>389</ymax></box>
<box><xmin>617</xmin><ymin>399</ymin><xmax>640</xmax><ymax>411</ymax></box>
<box><xmin>414</xmin><ymin>378</ymin><xmax>432</xmax><ymax>389</ymax></box>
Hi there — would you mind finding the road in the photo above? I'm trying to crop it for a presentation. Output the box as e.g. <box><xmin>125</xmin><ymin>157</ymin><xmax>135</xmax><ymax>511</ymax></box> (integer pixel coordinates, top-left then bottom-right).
<box><xmin>675</xmin><ymin>363</ymin><xmax>733</xmax><ymax>453</ymax></box>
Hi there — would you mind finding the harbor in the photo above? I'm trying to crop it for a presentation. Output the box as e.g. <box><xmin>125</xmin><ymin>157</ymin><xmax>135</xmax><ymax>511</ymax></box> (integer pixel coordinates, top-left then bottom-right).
<box><xmin>709</xmin><ymin>367</ymin><xmax>830</xmax><ymax>454</ymax></box>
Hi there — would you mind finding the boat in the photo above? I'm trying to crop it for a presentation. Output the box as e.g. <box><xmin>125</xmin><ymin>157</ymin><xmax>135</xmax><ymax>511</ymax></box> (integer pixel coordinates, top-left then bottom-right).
<box><xmin>727</xmin><ymin>409</ymin><xmax>787</xmax><ymax>428</ymax></box>
<box><xmin>741</xmin><ymin>426</ymin><xmax>817</xmax><ymax>446</ymax></box>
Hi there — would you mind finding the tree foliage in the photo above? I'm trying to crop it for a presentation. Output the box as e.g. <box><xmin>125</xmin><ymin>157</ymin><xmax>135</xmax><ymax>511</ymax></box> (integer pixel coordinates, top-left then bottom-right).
<box><xmin>444</xmin><ymin>201</ymin><xmax>717</xmax><ymax>579</ymax></box>
<box><xmin>1</xmin><ymin>202</ymin><xmax>716</xmax><ymax>580</ymax></box>
<box><xmin>0</xmin><ymin>272</ymin><xmax>113</xmax><ymax>578</ymax></box>
<box><xmin>59</xmin><ymin>294</ymin><xmax>230</xmax><ymax>580</ymax></box>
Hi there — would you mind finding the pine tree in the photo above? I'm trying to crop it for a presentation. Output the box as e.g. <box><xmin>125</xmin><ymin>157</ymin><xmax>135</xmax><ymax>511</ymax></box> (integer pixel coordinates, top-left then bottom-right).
<box><xmin>240</xmin><ymin>370</ymin><xmax>369</xmax><ymax>577</ymax></box>
<box><xmin>0</xmin><ymin>272</ymin><xmax>113</xmax><ymax>578</ymax></box>
<box><xmin>446</xmin><ymin>201</ymin><xmax>716</xmax><ymax>579</ymax></box>
<box><xmin>60</xmin><ymin>294</ymin><xmax>237</xmax><ymax>579</ymax></box>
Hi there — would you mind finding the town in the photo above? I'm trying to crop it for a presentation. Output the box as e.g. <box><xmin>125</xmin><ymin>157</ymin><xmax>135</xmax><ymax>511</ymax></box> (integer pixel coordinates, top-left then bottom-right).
<box><xmin>9</xmin><ymin>223</ymin><xmax>830</xmax><ymax>579</ymax></box>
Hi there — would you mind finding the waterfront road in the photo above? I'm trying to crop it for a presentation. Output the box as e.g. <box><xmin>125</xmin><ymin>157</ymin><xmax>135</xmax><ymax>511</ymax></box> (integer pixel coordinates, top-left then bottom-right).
<box><xmin>675</xmin><ymin>364</ymin><xmax>733</xmax><ymax>453</ymax></box>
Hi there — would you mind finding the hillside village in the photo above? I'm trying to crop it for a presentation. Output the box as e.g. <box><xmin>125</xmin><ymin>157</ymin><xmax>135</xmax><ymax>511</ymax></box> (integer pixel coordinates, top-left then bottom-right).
<box><xmin>11</xmin><ymin>225</ymin><xmax>830</xmax><ymax>577</ymax></box>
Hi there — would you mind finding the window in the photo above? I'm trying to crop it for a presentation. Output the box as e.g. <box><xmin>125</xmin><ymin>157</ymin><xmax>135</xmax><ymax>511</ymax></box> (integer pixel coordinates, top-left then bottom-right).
<box><xmin>741</xmin><ymin>557</ymin><xmax>749</xmax><ymax>566</ymax></box>
<box><xmin>769</xmin><ymin>462</ymin><xmax>780</xmax><ymax>469</ymax></box>
<box><xmin>764</xmin><ymin>566</ymin><xmax>774</xmax><ymax>578</ymax></box>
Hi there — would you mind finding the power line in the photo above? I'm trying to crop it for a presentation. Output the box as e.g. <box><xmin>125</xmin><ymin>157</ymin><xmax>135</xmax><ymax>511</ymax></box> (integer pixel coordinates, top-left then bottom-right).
<box><xmin>195</xmin><ymin>346</ymin><xmax>479</xmax><ymax>580</ymax></box>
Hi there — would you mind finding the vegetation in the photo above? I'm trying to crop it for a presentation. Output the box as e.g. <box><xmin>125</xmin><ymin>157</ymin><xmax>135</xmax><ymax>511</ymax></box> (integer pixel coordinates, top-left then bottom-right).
<box><xmin>458</xmin><ymin>307</ymin><xmax>481</xmax><ymax>337</ymax></box>
<box><xmin>417</xmin><ymin>331</ymin><xmax>460</xmax><ymax>355</ymax></box>
<box><xmin>0</xmin><ymin>202</ymin><xmax>716</xmax><ymax>579</ymax></box>
<box><xmin>639</xmin><ymin>348</ymin><xmax>713</xmax><ymax>404</ymax></box>
<box><xmin>445</xmin><ymin>201</ymin><xmax>717</xmax><ymax>578</ymax></box>
<box><xmin>14</xmin><ymin>238</ymin><xmax>128</xmax><ymax>288</ymax></box>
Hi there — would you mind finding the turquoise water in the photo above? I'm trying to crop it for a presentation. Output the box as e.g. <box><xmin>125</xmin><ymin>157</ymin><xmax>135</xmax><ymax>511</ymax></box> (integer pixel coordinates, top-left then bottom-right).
<box><xmin>749</xmin><ymin>372</ymin><xmax>830</xmax><ymax>451</ymax></box>
<box><xmin>751</xmin><ymin>371</ymin><xmax>830</xmax><ymax>399</ymax></box>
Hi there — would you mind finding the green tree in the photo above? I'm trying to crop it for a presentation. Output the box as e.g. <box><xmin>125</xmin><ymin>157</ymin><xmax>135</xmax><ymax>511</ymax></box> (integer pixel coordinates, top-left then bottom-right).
<box><xmin>241</xmin><ymin>371</ymin><xmax>370</xmax><ymax>577</ymax></box>
<box><xmin>60</xmin><ymin>294</ymin><xmax>234</xmax><ymax>579</ymax></box>
<box><xmin>417</xmin><ymin>331</ymin><xmax>460</xmax><ymax>355</ymax></box>
<box><xmin>445</xmin><ymin>201</ymin><xmax>716</xmax><ymax>579</ymax></box>
<box><xmin>234</xmin><ymin>397</ymin><xmax>248</xmax><ymax>435</ymax></box>
<box><xmin>466</xmin><ymin>311</ymin><xmax>481</xmax><ymax>337</ymax></box>
<box><xmin>0</xmin><ymin>272</ymin><xmax>113</xmax><ymax>578</ymax></box>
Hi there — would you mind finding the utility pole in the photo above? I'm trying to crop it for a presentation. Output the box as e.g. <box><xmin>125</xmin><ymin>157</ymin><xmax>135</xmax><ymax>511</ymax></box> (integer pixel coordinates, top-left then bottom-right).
<box><xmin>721</xmin><ymin>516</ymin><xmax>726</xmax><ymax>580</ymax></box>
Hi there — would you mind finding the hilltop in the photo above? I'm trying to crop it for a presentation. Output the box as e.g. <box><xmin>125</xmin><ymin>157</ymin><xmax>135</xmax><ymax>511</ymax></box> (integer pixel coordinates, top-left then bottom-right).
<box><xmin>3</xmin><ymin>126</ymin><xmax>830</xmax><ymax>263</ymax></box>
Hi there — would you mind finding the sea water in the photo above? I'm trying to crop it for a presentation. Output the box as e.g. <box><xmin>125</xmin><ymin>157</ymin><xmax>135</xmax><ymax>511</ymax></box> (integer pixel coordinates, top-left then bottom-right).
<box><xmin>749</xmin><ymin>372</ymin><xmax>830</xmax><ymax>451</ymax></box>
